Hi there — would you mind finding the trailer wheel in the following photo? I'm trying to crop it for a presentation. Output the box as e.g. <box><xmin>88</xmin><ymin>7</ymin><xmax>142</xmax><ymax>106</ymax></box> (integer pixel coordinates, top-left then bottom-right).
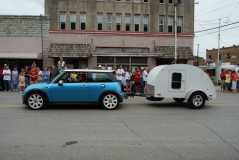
<box><xmin>188</xmin><ymin>92</ymin><xmax>206</xmax><ymax>109</ymax></box>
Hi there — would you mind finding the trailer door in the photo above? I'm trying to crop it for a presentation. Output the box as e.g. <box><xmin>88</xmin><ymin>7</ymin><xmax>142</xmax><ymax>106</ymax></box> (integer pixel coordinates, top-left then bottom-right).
<box><xmin>168</xmin><ymin>70</ymin><xmax>186</xmax><ymax>93</ymax></box>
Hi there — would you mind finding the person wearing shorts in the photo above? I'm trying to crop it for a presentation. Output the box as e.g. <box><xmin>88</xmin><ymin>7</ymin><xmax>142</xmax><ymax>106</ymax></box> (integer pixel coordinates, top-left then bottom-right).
<box><xmin>231</xmin><ymin>71</ymin><xmax>238</xmax><ymax>92</ymax></box>
<box><xmin>224</xmin><ymin>70</ymin><xmax>231</xmax><ymax>91</ymax></box>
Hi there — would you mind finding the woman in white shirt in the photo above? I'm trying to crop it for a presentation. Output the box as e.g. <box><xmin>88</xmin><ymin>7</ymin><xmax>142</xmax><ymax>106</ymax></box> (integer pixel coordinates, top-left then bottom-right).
<box><xmin>142</xmin><ymin>68</ymin><xmax>149</xmax><ymax>94</ymax></box>
<box><xmin>3</xmin><ymin>65</ymin><xmax>11</xmax><ymax>91</ymax></box>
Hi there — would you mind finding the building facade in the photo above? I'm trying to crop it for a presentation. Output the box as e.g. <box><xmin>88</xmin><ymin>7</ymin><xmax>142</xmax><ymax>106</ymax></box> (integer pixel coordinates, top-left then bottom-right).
<box><xmin>206</xmin><ymin>45</ymin><xmax>239</xmax><ymax>65</ymax></box>
<box><xmin>0</xmin><ymin>16</ymin><xmax>49</xmax><ymax>69</ymax></box>
<box><xmin>45</xmin><ymin>0</ymin><xmax>195</xmax><ymax>69</ymax></box>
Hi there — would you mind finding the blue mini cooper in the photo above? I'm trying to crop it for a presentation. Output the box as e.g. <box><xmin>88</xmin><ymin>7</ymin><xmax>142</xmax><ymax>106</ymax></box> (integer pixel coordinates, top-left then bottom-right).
<box><xmin>23</xmin><ymin>69</ymin><xmax>125</xmax><ymax>110</ymax></box>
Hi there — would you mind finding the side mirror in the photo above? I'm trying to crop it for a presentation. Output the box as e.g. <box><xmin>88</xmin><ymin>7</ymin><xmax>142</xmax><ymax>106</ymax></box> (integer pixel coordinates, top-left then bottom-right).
<box><xmin>58</xmin><ymin>80</ymin><xmax>64</xmax><ymax>86</ymax></box>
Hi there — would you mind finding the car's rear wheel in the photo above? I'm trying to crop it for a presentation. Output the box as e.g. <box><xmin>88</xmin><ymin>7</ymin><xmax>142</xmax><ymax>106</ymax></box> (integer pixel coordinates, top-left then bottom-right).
<box><xmin>27</xmin><ymin>92</ymin><xmax>46</xmax><ymax>110</ymax></box>
<box><xmin>101</xmin><ymin>93</ymin><xmax>119</xmax><ymax>110</ymax></box>
<box><xmin>188</xmin><ymin>92</ymin><xmax>206</xmax><ymax>109</ymax></box>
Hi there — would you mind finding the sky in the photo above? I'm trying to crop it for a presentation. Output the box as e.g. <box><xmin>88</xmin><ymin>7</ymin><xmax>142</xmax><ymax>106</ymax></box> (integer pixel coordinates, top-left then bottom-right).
<box><xmin>0</xmin><ymin>0</ymin><xmax>239</xmax><ymax>58</ymax></box>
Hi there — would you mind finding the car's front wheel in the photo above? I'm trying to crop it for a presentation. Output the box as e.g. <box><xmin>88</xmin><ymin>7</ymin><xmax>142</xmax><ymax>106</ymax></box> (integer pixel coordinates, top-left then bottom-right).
<box><xmin>101</xmin><ymin>93</ymin><xmax>119</xmax><ymax>110</ymax></box>
<box><xmin>27</xmin><ymin>92</ymin><xmax>46</xmax><ymax>110</ymax></box>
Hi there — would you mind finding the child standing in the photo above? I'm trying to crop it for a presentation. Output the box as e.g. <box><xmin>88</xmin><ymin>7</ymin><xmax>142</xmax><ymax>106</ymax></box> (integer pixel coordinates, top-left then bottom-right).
<box><xmin>11</xmin><ymin>66</ymin><xmax>19</xmax><ymax>92</ymax></box>
<box><xmin>19</xmin><ymin>69</ymin><xmax>25</xmax><ymax>92</ymax></box>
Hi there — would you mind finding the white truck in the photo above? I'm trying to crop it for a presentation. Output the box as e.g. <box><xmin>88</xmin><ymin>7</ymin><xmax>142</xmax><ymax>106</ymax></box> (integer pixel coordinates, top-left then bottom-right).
<box><xmin>146</xmin><ymin>64</ymin><xmax>216</xmax><ymax>109</ymax></box>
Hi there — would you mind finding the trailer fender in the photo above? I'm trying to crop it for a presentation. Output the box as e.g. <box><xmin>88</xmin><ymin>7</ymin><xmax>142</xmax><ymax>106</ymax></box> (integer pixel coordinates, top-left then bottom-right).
<box><xmin>185</xmin><ymin>90</ymin><xmax>208</xmax><ymax>101</ymax></box>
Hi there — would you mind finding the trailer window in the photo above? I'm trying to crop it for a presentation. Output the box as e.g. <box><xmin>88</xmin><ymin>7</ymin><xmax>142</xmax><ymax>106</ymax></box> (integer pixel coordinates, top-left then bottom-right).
<box><xmin>172</xmin><ymin>73</ymin><xmax>182</xmax><ymax>89</ymax></box>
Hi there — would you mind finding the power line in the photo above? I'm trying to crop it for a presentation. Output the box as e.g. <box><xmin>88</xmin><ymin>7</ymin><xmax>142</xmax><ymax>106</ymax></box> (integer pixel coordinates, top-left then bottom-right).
<box><xmin>196</xmin><ymin>26</ymin><xmax>238</xmax><ymax>38</ymax></box>
<box><xmin>196</xmin><ymin>25</ymin><xmax>239</xmax><ymax>37</ymax></box>
<box><xmin>195</xmin><ymin>21</ymin><xmax>239</xmax><ymax>33</ymax></box>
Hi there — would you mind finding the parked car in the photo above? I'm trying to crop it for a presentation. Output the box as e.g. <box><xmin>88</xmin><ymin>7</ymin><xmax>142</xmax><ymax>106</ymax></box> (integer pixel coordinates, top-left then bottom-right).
<box><xmin>146</xmin><ymin>64</ymin><xmax>216</xmax><ymax>109</ymax></box>
<box><xmin>23</xmin><ymin>69</ymin><xmax>126</xmax><ymax>110</ymax></box>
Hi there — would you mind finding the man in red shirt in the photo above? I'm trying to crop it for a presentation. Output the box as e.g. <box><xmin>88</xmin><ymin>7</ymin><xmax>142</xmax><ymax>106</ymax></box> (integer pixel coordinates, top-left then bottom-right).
<box><xmin>30</xmin><ymin>62</ymin><xmax>38</xmax><ymax>84</ymax></box>
<box><xmin>220</xmin><ymin>69</ymin><xmax>226</xmax><ymax>91</ymax></box>
<box><xmin>0</xmin><ymin>65</ymin><xmax>4</xmax><ymax>90</ymax></box>
<box><xmin>231</xmin><ymin>71</ymin><xmax>238</xmax><ymax>92</ymax></box>
<box><xmin>132</xmin><ymin>68</ymin><xmax>141</xmax><ymax>94</ymax></box>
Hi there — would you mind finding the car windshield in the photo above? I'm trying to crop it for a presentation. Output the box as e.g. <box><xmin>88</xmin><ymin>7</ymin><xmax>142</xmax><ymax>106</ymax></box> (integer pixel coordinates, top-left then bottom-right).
<box><xmin>51</xmin><ymin>70</ymin><xmax>65</xmax><ymax>83</ymax></box>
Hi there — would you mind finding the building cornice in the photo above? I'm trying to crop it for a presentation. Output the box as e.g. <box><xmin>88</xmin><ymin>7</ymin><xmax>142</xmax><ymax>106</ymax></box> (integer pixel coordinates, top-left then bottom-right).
<box><xmin>49</xmin><ymin>30</ymin><xmax>194</xmax><ymax>38</ymax></box>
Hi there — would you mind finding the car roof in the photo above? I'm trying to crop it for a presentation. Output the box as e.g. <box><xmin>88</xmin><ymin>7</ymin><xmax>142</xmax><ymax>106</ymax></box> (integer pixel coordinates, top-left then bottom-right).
<box><xmin>64</xmin><ymin>69</ymin><xmax>114</xmax><ymax>73</ymax></box>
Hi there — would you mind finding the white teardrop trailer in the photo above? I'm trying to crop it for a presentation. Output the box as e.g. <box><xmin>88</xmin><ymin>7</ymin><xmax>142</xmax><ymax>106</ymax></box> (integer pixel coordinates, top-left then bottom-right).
<box><xmin>146</xmin><ymin>64</ymin><xmax>216</xmax><ymax>109</ymax></box>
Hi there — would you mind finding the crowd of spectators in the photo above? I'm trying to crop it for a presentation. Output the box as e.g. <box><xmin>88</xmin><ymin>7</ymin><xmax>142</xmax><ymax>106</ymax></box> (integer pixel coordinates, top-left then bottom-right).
<box><xmin>0</xmin><ymin>59</ymin><xmax>65</xmax><ymax>92</ymax></box>
<box><xmin>220</xmin><ymin>69</ymin><xmax>239</xmax><ymax>92</ymax></box>
<box><xmin>0</xmin><ymin>58</ymin><xmax>149</xmax><ymax>96</ymax></box>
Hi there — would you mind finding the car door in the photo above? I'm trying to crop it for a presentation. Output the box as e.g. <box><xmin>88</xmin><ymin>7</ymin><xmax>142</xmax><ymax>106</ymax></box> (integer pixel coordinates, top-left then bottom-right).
<box><xmin>84</xmin><ymin>72</ymin><xmax>111</xmax><ymax>102</ymax></box>
<box><xmin>48</xmin><ymin>71</ymin><xmax>87</xmax><ymax>103</ymax></box>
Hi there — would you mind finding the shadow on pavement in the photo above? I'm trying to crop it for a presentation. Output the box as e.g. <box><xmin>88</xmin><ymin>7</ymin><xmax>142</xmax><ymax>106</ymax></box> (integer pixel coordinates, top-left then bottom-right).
<box><xmin>24</xmin><ymin>104</ymin><xmax>124</xmax><ymax>111</ymax></box>
<box><xmin>146</xmin><ymin>102</ymin><xmax>213</xmax><ymax>110</ymax></box>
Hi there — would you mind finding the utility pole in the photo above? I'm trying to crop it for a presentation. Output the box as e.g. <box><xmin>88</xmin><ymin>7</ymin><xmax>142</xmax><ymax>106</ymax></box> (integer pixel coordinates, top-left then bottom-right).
<box><xmin>174</xmin><ymin>2</ymin><xmax>178</xmax><ymax>64</ymax></box>
<box><xmin>217</xmin><ymin>18</ymin><xmax>221</xmax><ymax>64</ymax></box>
<box><xmin>197</xmin><ymin>43</ymin><xmax>200</xmax><ymax>66</ymax></box>
<box><xmin>40</xmin><ymin>14</ymin><xmax>44</xmax><ymax>60</ymax></box>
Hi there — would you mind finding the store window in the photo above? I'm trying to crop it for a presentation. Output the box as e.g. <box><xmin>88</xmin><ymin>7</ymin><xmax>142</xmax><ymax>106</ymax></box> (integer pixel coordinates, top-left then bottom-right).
<box><xmin>59</xmin><ymin>15</ymin><xmax>66</xmax><ymax>30</ymax></box>
<box><xmin>125</xmin><ymin>14</ymin><xmax>131</xmax><ymax>32</ymax></box>
<box><xmin>159</xmin><ymin>15</ymin><xmax>165</xmax><ymax>32</ymax></box>
<box><xmin>70</xmin><ymin>15</ymin><xmax>76</xmax><ymax>30</ymax></box>
<box><xmin>97</xmin><ymin>14</ymin><xmax>103</xmax><ymax>31</ymax></box>
<box><xmin>134</xmin><ymin>15</ymin><xmax>140</xmax><ymax>32</ymax></box>
<box><xmin>177</xmin><ymin>16</ymin><xmax>183</xmax><ymax>33</ymax></box>
<box><xmin>106</xmin><ymin>13</ymin><xmax>112</xmax><ymax>31</ymax></box>
<box><xmin>115</xmin><ymin>14</ymin><xmax>121</xmax><ymax>31</ymax></box>
<box><xmin>80</xmin><ymin>14</ymin><xmax>86</xmax><ymax>30</ymax></box>
<box><xmin>168</xmin><ymin>16</ymin><xmax>174</xmax><ymax>33</ymax></box>
<box><xmin>143</xmin><ymin>15</ymin><xmax>149</xmax><ymax>32</ymax></box>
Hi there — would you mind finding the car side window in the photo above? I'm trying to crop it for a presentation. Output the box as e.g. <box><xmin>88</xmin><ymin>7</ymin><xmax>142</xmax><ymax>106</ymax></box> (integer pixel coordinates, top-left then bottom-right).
<box><xmin>58</xmin><ymin>72</ymin><xmax>87</xmax><ymax>83</ymax></box>
<box><xmin>171</xmin><ymin>73</ymin><xmax>182</xmax><ymax>89</ymax></box>
<box><xmin>88</xmin><ymin>72</ymin><xmax>113</xmax><ymax>82</ymax></box>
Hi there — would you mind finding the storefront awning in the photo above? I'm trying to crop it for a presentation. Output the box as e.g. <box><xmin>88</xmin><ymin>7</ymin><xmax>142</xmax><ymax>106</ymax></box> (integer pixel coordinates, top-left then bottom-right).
<box><xmin>48</xmin><ymin>44</ymin><xmax>91</xmax><ymax>58</ymax></box>
<box><xmin>0</xmin><ymin>52</ymin><xmax>42</xmax><ymax>59</ymax></box>
<box><xmin>93</xmin><ymin>53</ymin><xmax>159</xmax><ymax>57</ymax></box>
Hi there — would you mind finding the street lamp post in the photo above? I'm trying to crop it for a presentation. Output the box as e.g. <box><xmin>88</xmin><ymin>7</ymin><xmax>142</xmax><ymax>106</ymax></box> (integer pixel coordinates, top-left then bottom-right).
<box><xmin>217</xmin><ymin>18</ymin><xmax>221</xmax><ymax>64</ymax></box>
<box><xmin>174</xmin><ymin>0</ymin><xmax>181</xmax><ymax>64</ymax></box>
<box><xmin>174</xmin><ymin>3</ymin><xmax>177</xmax><ymax>64</ymax></box>
<box><xmin>40</xmin><ymin>14</ymin><xmax>44</xmax><ymax>60</ymax></box>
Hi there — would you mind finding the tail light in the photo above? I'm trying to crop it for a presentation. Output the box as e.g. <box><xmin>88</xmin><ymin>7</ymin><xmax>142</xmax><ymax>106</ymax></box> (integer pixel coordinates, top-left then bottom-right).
<box><xmin>117</xmin><ymin>80</ymin><xmax>124</xmax><ymax>92</ymax></box>
<box><xmin>121</xmin><ymin>83</ymin><xmax>124</xmax><ymax>92</ymax></box>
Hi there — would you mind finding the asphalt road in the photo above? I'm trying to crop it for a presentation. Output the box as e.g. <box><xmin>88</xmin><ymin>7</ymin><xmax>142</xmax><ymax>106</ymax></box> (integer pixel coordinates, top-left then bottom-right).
<box><xmin>0</xmin><ymin>91</ymin><xmax>239</xmax><ymax>160</ymax></box>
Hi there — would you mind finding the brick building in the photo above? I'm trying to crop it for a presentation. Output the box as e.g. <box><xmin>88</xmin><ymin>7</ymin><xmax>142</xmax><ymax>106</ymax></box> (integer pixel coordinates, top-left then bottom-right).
<box><xmin>0</xmin><ymin>0</ymin><xmax>195</xmax><ymax>70</ymax></box>
<box><xmin>45</xmin><ymin>0</ymin><xmax>195</xmax><ymax>69</ymax></box>
<box><xmin>0</xmin><ymin>15</ymin><xmax>49</xmax><ymax>69</ymax></box>
<box><xmin>206</xmin><ymin>45</ymin><xmax>239</xmax><ymax>65</ymax></box>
